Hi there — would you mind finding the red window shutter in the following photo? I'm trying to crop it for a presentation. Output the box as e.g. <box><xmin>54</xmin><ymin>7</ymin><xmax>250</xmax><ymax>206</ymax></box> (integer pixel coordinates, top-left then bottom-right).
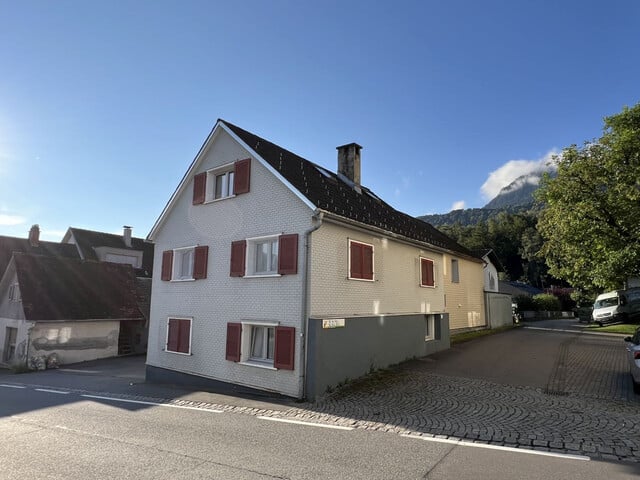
<box><xmin>421</xmin><ymin>258</ymin><xmax>434</xmax><ymax>287</ymax></box>
<box><xmin>233</xmin><ymin>158</ymin><xmax>251</xmax><ymax>195</ymax></box>
<box><xmin>274</xmin><ymin>326</ymin><xmax>295</xmax><ymax>370</ymax></box>
<box><xmin>177</xmin><ymin>319</ymin><xmax>191</xmax><ymax>353</ymax></box>
<box><xmin>193</xmin><ymin>246</ymin><xmax>209</xmax><ymax>279</ymax></box>
<box><xmin>193</xmin><ymin>172</ymin><xmax>206</xmax><ymax>205</ymax></box>
<box><xmin>350</xmin><ymin>242</ymin><xmax>363</xmax><ymax>278</ymax></box>
<box><xmin>277</xmin><ymin>234</ymin><xmax>298</xmax><ymax>275</ymax></box>
<box><xmin>225</xmin><ymin>322</ymin><xmax>242</xmax><ymax>362</ymax></box>
<box><xmin>161</xmin><ymin>250</ymin><xmax>173</xmax><ymax>281</ymax></box>
<box><xmin>230</xmin><ymin>240</ymin><xmax>246</xmax><ymax>277</ymax></box>
<box><xmin>362</xmin><ymin>244</ymin><xmax>373</xmax><ymax>280</ymax></box>
<box><xmin>167</xmin><ymin>319</ymin><xmax>179</xmax><ymax>352</ymax></box>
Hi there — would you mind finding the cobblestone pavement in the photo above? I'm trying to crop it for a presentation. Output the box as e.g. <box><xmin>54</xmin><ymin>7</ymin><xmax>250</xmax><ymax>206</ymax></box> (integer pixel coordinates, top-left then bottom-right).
<box><xmin>303</xmin><ymin>330</ymin><xmax>640</xmax><ymax>463</ymax></box>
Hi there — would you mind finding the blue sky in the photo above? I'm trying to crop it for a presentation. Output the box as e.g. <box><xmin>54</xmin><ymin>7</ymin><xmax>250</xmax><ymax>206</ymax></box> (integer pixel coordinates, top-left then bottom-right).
<box><xmin>1</xmin><ymin>1</ymin><xmax>638</xmax><ymax>241</ymax></box>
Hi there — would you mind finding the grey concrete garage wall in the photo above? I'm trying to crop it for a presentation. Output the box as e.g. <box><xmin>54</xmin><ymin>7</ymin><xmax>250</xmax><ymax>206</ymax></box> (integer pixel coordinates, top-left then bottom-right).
<box><xmin>485</xmin><ymin>292</ymin><xmax>513</xmax><ymax>328</ymax></box>
<box><xmin>305</xmin><ymin>313</ymin><xmax>449</xmax><ymax>400</ymax></box>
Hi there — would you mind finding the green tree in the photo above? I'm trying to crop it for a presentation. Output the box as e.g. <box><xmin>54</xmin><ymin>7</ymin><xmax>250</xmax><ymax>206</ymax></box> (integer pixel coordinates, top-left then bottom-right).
<box><xmin>537</xmin><ymin>103</ymin><xmax>640</xmax><ymax>291</ymax></box>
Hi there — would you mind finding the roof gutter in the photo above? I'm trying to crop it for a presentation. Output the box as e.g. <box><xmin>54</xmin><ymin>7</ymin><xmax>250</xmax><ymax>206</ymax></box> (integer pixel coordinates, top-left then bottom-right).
<box><xmin>299</xmin><ymin>209</ymin><xmax>324</xmax><ymax>400</ymax></box>
<box><xmin>318</xmin><ymin>210</ymin><xmax>482</xmax><ymax>264</ymax></box>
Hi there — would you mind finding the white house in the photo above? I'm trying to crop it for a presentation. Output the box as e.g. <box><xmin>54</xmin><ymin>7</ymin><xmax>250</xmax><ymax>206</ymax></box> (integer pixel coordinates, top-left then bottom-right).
<box><xmin>146</xmin><ymin>120</ymin><xmax>484</xmax><ymax>399</ymax></box>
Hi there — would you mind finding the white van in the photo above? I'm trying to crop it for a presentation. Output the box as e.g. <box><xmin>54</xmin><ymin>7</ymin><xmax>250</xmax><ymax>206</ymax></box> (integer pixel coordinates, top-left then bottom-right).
<box><xmin>592</xmin><ymin>288</ymin><xmax>640</xmax><ymax>325</ymax></box>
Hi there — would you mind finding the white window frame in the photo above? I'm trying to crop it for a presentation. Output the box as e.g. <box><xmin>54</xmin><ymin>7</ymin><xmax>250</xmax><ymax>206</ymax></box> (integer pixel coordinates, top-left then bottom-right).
<box><xmin>451</xmin><ymin>258</ymin><xmax>460</xmax><ymax>283</ymax></box>
<box><xmin>348</xmin><ymin>239</ymin><xmax>375</xmax><ymax>282</ymax></box>
<box><xmin>424</xmin><ymin>315</ymin><xmax>435</xmax><ymax>341</ymax></box>
<box><xmin>244</xmin><ymin>235</ymin><xmax>281</xmax><ymax>278</ymax></box>
<box><xmin>165</xmin><ymin>316</ymin><xmax>193</xmax><ymax>356</ymax></box>
<box><xmin>171</xmin><ymin>246</ymin><xmax>196</xmax><ymax>281</ymax></box>
<box><xmin>8</xmin><ymin>283</ymin><xmax>21</xmax><ymax>302</ymax></box>
<box><xmin>239</xmin><ymin>321</ymin><xmax>279</xmax><ymax>369</ymax></box>
<box><xmin>419</xmin><ymin>257</ymin><xmax>436</xmax><ymax>288</ymax></box>
<box><xmin>205</xmin><ymin>162</ymin><xmax>235</xmax><ymax>203</ymax></box>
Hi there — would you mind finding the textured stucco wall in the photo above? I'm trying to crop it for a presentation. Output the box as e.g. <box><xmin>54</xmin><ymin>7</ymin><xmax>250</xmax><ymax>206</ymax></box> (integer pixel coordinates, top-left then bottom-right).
<box><xmin>309</xmin><ymin>221</ymin><xmax>445</xmax><ymax>318</ymax></box>
<box><xmin>147</xmin><ymin>128</ymin><xmax>313</xmax><ymax>398</ymax></box>
<box><xmin>306</xmin><ymin>313</ymin><xmax>450</xmax><ymax>400</ymax></box>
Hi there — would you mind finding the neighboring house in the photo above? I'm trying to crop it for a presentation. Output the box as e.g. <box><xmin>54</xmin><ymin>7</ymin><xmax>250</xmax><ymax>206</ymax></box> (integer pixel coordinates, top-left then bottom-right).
<box><xmin>146</xmin><ymin>119</ymin><xmax>484</xmax><ymax>399</ymax></box>
<box><xmin>62</xmin><ymin>226</ymin><xmax>154</xmax><ymax>278</ymax></box>
<box><xmin>499</xmin><ymin>281</ymin><xmax>543</xmax><ymax>297</ymax></box>
<box><xmin>0</xmin><ymin>225</ymin><xmax>153</xmax><ymax>367</ymax></box>
<box><xmin>475</xmin><ymin>249</ymin><xmax>512</xmax><ymax>329</ymax></box>
<box><xmin>0</xmin><ymin>253</ymin><xmax>145</xmax><ymax>367</ymax></box>
<box><xmin>62</xmin><ymin>226</ymin><xmax>155</xmax><ymax>354</ymax></box>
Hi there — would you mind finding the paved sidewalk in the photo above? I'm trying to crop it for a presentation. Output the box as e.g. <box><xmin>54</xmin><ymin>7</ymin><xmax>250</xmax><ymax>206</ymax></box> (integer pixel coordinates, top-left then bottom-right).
<box><xmin>1</xmin><ymin>328</ymin><xmax>638</xmax><ymax>463</ymax></box>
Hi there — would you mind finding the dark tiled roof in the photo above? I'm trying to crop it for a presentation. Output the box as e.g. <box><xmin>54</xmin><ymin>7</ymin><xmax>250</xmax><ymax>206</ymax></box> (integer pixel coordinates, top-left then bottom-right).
<box><xmin>14</xmin><ymin>253</ymin><xmax>145</xmax><ymax>321</ymax></box>
<box><xmin>68</xmin><ymin>227</ymin><xmax>155</xmax><ymax>277</ymax></box>
<box><xmin>0</xmin><ymin>235</ymin><xmax>79</xmax><ymax>278</ymax></box>
<box><xmin>499</xmin><ymin>281</ymin><xmax>543</xmax><ymax>297</ymax></box>
<box><xmin>222</xmin><ymin>120</ymin><xmax>477</xmax><ymax>258</ymax></box>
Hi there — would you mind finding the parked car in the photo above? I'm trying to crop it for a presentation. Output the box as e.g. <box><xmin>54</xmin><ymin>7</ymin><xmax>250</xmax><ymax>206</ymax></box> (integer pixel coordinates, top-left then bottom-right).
<box><xmin>624</xmin><ymin>327</ymin><xmax>640</xmax><ymax>394</ymax></box>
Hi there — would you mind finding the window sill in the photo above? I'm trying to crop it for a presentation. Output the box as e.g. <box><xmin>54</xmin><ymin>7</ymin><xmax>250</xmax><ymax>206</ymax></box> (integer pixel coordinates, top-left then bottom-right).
<box><xmin>424</xmin><ymin>335</ymin><xmax>435</xmax><ymax>342</ymax></box>
<box><xmin>420</xmin><ymin>284</ymin><xmax>437</xmax><ymax>288</ymax></box>
<box><xmin>243</xmin><ymin>274</ymin><xmax>282</xmax><ymax>279</ymax></box>
<box><xmin>347</xmin><ymin>277</ymin><xmax>375</xmax><ymax>282</ymax></box>
<box><xmin>204</xmin><ymin>194</ymin><xmax>236</xmax><ymax>204</ymax></box>
<box><xmin>164</xmin><ymin>350</ymin><xmax>192</xmax><ymax>356</ymax></box>
<box><xmin>170</xmin><ymin>278</ymin><xmax>196</xmax><ymax>282</ymax></box>
<box><xmin>238</xmin><ymin>361</ymin><xmax>277</xmax><ymax>371</ymax></box>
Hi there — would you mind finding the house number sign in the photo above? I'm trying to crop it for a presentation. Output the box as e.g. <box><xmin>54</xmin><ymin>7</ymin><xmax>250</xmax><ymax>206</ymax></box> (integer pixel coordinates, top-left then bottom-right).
<box><xmin>322</xmin><ymin>318</ymin><xmax>345</xmax><ymax>329</ymax></box>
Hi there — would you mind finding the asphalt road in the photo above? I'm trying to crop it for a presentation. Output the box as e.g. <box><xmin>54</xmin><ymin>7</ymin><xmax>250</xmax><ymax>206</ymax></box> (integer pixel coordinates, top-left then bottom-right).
<box><xmin>1</xmin><ymin>384</ymin><xmax>639</xmax><ymax>479</ymax></box>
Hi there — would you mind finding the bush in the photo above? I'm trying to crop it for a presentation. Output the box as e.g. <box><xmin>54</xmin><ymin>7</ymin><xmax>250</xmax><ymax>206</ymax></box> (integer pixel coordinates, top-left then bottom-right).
<box><xmin>513</xmin><ymin>295</ymin><xmax>535</xmax><ymax>311</ymax></box>
<box><xmin>532</xmin><ymin>293</ymin><xmax>562</xmax><ymax>311</ymax></box>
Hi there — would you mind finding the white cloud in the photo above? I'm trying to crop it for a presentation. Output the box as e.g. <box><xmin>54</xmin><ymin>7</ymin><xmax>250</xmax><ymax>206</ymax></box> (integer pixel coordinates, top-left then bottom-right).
<box><xmin>0</xmin><ymin>214</ymin><xmax>26</xmax><ymax>226</ymax></box>
<box><xmin>451</xmin><ymin>200</ymin><xmax>466</xmax><ymax>211</ymax></box>
<box><xmin>480</xmin><ymin>150</ymin><xmax>559</xmax><ymax>200</ymax></box>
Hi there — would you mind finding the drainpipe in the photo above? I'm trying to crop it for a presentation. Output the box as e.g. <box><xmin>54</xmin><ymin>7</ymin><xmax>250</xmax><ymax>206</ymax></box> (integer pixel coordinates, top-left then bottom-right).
<box><xmin>298</xmin><ymin>210</ymin><xmax>324</xmax><ymax>400</ymax></box>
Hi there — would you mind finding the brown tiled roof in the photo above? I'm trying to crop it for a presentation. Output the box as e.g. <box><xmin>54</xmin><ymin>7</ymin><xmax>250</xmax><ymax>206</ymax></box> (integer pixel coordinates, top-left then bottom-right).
<box><xmin>14</xmin><ymin>253</ymin><xmax>145</xmax><ymax>321</ymax></box>
<box><xmin>68</xmin><ymin>227</ymin><xmax>155</xmax><ymax>277</ymax></box>
<box><xmin>222</xmin><ymin>120</ymin><xmax>477</xmax><ymax>258</ymax></box>
<box><xmin>0</xmin><ymin>235</ymin><xmax>79</xmax><ymax>278</ymax></box>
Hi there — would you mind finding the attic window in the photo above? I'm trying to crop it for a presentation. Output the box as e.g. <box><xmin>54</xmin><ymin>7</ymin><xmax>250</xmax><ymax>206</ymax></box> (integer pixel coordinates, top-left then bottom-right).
<box><xmin>206</xmin><ymin>166</ymin><xmax>235</xmax><ymax>201</ymax></box>
<box><xmin>8</xmin><ymin>283</ymin><xmax>21</xmax><ymax>302</ymax></box>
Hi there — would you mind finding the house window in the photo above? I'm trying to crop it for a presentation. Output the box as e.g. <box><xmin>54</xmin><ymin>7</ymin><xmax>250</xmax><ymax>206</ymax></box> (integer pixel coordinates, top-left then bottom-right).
<box><xmin>420</xmin><ymin>258</ymin><xmax>435</xmax><ymax>287</ymax></box>
<box><xmin>161</xmin><ymin>246</ymin><xmax>208</xmax><ymax>281</ymax></box>
<box><xmin>424</xmin><ymin>315</ymin><xmax>436</xmax><ymax>341</ymax></box>
<box><xmin>249</xmin><ymin>325</ymin><xmax>275</xmax><ymax>364</ymax></box>
<box><xmin>193</xmin><ymin>158</ymin><xmax>251</xmax><ymax>205</ymax></box>
<box><xmin>208</xmin><ymin>167</ymin><xmax>235</xmax><ymax>201</ymax></box>
<box><xmin>255</xmin><ymin>238</ymin><xmax>278</xmax><ymax>274</ymax></box>
<box><xmin>348</xmin><ymin>240</ymin><xmax>374</xmax><ymax>281</ymax></box>
<box><xmin>166</xmin><ymin>318</ymin><xmax>192</xmax><ymax>355</ymax></box>
<box><xmin>174</xmin><ymin>247</ymin><xmax>194</xmax><ymax>280</ymax></box>
<box><xmin>8</xmin><ymin>284</ymin><xmax>20</xmax><ymax>302</ymax></box>
<box><xmin>451</xmin><ymin>259</ymin><xmax>460</xmax><ymax>283</ymax></box>
<box><xmin>226</xmin><ymin>322</ymin><xmax>295</xmax><ymax>370</ymax></box>
<box><xmin>230</xmin><ymin>234</ymin><xmax>298</xmax><ymax>277</ymax></box>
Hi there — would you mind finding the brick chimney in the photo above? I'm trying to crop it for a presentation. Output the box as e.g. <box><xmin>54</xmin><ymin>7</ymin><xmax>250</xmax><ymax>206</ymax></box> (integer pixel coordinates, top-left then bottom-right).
<box><xmin>28</xmin><ymin>224</ymin><xmax>40</xmax><ymax>247</ymax></box>
<box><xmin>337</xmin><ymin>143</ymin><xmax>362</xmax><ymax>185</ymax></box>
<box><xmin>123</xmin><ymin>226</ymin><xmax>132</xmax><ymax>248</ymax></box>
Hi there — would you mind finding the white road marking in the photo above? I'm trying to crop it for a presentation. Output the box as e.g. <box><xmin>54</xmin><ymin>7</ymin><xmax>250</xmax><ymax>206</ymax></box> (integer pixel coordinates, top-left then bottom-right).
<box><xmin>401</xmin><ymin>434</ymin><xmax>590</xmax><ymax>461</ymax></box>
<box><xmin>34</xmin><ymin>388</ymin><xmax>71</xmax><ymax>395</ymax></box>
<box><xmin>0</xmin><ymin>384</ymin><xmax>26</xmax><ymax>389</ymax></box>
<box><xmin>81</xmin><ymin>394</ymin><xmax>223</xmax><ymax>413</ymax></box>
<box><xmin>59</xmin><ymin>369</ymin><xmax>102</xmax><ymax>374</ymax></box>
<box><xmin>257</xmin><ymin>416</ymin><xmax>354</xmax><ymax>431</ymax></box>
